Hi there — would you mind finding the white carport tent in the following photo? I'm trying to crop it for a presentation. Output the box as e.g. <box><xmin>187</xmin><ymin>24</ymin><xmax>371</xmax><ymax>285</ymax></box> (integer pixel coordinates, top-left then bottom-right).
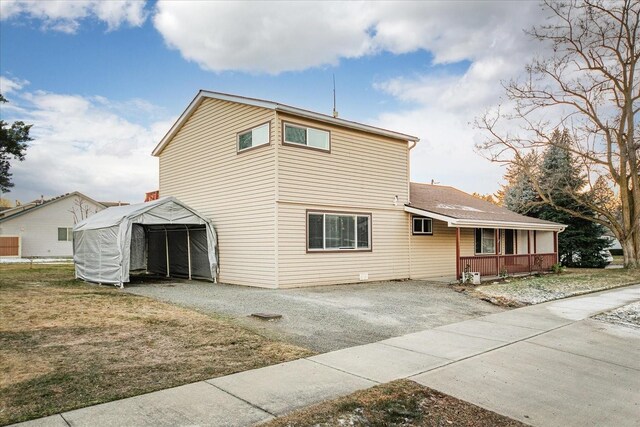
<box><xmin>73</xmin><ymin>197</ymin><xmax>217</xmax><ymax>287</ymax></box>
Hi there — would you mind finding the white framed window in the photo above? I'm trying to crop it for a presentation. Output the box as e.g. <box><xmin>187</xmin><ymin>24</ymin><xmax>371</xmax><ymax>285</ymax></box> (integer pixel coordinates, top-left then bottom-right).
<box><xmin>237</xmin><ymin>122</ymin><xmax>270</xmax><ymax>152</ymax></box>
<box><xmin>58</xmin><ymin>227</ymin><xmax>73</xmax><ymax>241</ymax></box>
<box><xmin>307</xmin><ymin>211</ymin><xmax>371</xmax><ymax>251</ymax></box>
<box><xmin>412</xmin><ymin>216</ymin><xmax>433</xmax><ymax>235</ymax></box>
<box><xmin>283</xmin><ymin>122</ymin><xmax>330</xmax><ymax>151</ymax></box>
<box><xmin>475</xmin><ymin>228</ymin><xmax>496</xmax><ymax>254</ymax></box>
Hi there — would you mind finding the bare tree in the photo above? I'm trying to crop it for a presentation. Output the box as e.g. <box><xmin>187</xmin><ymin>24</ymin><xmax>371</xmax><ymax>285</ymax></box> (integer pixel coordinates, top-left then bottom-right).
<box><xmin>69</xmin><ymin>197</ymin><xmax>96</xmax><ymax>224</ymax></box>
<box><xmin>477</xmin><ymin>0</ymin><xmax>640</xmax><ymax>267</ymax></box>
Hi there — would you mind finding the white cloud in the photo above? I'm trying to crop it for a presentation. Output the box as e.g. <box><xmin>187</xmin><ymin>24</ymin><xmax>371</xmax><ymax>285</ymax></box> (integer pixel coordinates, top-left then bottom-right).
<box><xmin>153</xmin><ymin>1</ymin><xmax>374</xmax><ymax>74</ymax></box>
<box><xmin>0</xmin><ymin>0</ymin><xmax>147</xmax><ymax>33</ymax></box>
<box><xmin>0</xmin><ymin>76</ymin><xmax>28</xmax><ymax>94</ymax></box>
<box><xmin>152</xmin><ymin>1</ymin><xmax>542</xmax><ymax>74</ymax></box>
<box><xmin>367</xmin><ymin>1</ymin><xmax>550</xmax><ymax>195</ymax></box>
<box><xmin>2</xmin><ymin>82</ymin><xmax>171</xmax><ymax>204</ymax></box>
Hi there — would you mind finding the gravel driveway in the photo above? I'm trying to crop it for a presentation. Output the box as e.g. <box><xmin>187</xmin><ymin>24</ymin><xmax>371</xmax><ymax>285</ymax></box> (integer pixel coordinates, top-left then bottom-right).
<box><xmin>125</xmin><ymin>279</ymin><xmax>505</xmax><ymax>352</ymax></box>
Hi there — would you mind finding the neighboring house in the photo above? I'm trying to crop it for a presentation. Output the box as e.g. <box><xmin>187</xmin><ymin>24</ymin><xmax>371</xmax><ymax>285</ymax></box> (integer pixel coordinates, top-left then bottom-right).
<box><xmin>153</xmin><ymin>91</ymin><xmax>565</xmax><ymax>288</ymax></box>
<box><xmin>0</xmin><ymin>192</ymin><xmax>118</xmax><ymax>258</ymax></box>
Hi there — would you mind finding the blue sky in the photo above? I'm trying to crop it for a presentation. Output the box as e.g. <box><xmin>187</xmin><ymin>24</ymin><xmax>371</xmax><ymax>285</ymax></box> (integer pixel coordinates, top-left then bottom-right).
<box><xmin>0</xmin><ymin>1</ymin><xmax>546</xmax><ymax>203</ymax></box>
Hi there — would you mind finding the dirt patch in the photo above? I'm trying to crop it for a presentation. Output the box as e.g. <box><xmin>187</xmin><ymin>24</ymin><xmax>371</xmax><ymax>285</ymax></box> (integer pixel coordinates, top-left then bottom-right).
<box><xmin>592</xmin><ymin>301</ymin><xmax>640</xmax><ymax>329</ymax></box>
<box><xmin>468</xmin><ymin>268</ymin><xmax>640</xmax><ymax>306</ymax></box>
<box><xmin>0</xmin><ymin>264</ymin><xmax>312</xmax><ymax>425</ymax></box>
<box><xmin>261</xmin><ymin>379</ymin><xmax>526</xmax><ymax>427</ymax></box>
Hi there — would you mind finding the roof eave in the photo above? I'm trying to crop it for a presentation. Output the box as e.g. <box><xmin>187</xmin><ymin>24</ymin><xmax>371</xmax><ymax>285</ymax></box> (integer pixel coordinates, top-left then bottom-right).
<box><xmin>405</xmin><ymin>206</ymin><xmax>566</xmax><ymax>232</ymax></box>
<box><xmin>151</xmin><ymin>90</ymin><xmax>419</xmax><ymax>156</ymax></box>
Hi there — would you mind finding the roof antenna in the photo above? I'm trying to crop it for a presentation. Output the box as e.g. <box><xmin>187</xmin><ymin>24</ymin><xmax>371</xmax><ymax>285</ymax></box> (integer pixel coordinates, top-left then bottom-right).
<box><xmin>332</xmin><ymin>74</ymin><xmax>339</xmax><ymax>118</ymax></box>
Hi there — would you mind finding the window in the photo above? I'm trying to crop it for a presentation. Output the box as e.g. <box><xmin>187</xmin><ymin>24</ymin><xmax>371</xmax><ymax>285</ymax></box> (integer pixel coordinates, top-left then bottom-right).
<box><xmin>412</xmin><ymin>216</ymin><xmax>433</xmax><ymax>235</ymax></box>
<box><xmin>475</xmin><ymin>228</ymin><xmax>496</xmax><ymax>254</ymax></box>
<box><xmin>308</xmin><ymin>212</ymin><xmax>371</xmax><ymax>251</ymax></box>
<box><xmin>237</xmin><ymin>123</ymin><xmax>270</xmax><ymax>152</ymax></box>
<box><xmin>58</xmin><ymin>227</ymin><xmax>73</xmax><ymax>241</ymax></box>
<box><xmin>284</xmin><ymin>123</ymin><xmax>330</xmax><ymax>151</ymax></box>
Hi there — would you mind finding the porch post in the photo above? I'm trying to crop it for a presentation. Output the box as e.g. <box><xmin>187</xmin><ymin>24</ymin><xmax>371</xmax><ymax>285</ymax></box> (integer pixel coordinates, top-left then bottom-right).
<box><xmin>515</xmin><ymin>230</ymin><xmax>518</xmax><ymax>255</ymax></box>
<box><xmin>495</xmin><ymin>228</ymin><xmax>499</xmax><ymax>275</ymax></box>
<box><xmin>527</xmin><ymin>230</ymin><xmax>532</xmax><ymax>271</ymax></box>
<box><xmin>553</xmin><ymin>231</ymin><xmax>558</xmax><ymax>263</ymax></box>
<box><xmin>533</xmin><ymin>230</ymin><xmax>537</xmax><ymax>253</ymax></box>
<box><xmin>456</xmin><ymin>227</ymin><xmax>461</xmax><ymax>280</ymax></box>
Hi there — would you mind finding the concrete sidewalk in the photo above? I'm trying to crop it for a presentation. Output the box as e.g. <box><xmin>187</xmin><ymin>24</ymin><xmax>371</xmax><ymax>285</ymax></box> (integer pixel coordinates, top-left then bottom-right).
<box><xmin>14</xmin><ymin>284</ymin><xmax>640</xmax><ymax>427</ymax></box>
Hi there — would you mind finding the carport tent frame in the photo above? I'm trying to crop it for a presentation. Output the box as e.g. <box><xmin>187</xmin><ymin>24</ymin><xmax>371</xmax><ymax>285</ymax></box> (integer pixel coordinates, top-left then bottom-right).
<box><xmin>73</xmin><ymin>197</ymin><xmax>218</xmax><ymax>287</ymax></box>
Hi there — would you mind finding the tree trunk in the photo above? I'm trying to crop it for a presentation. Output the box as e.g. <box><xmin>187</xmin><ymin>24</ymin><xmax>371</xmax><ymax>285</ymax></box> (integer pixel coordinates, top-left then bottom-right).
<box><xmin>621</xmin><ymin>236</ymin><xmax>640</xmax><ymax>269</ymax></box>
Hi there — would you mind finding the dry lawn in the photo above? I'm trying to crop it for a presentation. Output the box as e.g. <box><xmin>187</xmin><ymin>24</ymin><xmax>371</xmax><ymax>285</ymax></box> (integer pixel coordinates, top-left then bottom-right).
<box><xmin>262</xmin><ymin>380</ymin><xmax>526</xmax><ymax>427</ymax></box>
<box><xmin>0</xmin><ymin>264</ymin><xmax>312</xmax><ymax>425</ymax></box>
<box><xmin>473</xmin><ymin>268</ymin><xmax>640</xmax><ymax>306</ymax></box>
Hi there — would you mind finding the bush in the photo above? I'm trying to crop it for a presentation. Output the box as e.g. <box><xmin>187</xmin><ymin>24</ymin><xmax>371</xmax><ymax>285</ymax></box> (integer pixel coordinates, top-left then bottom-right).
<box><xmin>551</xmin><ymin>263</ymin><xmax>564</xmax><ymax>274</ymax></box>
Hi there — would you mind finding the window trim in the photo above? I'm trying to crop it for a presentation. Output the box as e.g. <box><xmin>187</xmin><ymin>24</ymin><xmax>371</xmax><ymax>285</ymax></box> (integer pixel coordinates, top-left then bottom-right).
<box><xmin>58</xmin><ymin>227</ymin><xmax>73</xmax><ymax>242</ymax></box>
<box><xmin>412</xmin><ymin>216</ymin><xmax>433</xmax><ymax>235</ymax></box>
<box><xmin>282</xmin><ymin>121</ymin><xmax>331</xmax><ymax>153</ymax></box>
<box><xmin>306</xmin><ymin>209</ymin><xmax>372</xmax><ymax>253</ymax></box>
<box><xmin>474</xmin><ymin>227</ymin><xmax>497</xmax><ymax>255</ymax></box>
<box><xmin>236</xmin><ymin>121</ymin><xmax>271</xmax><ymax>154</ymax></box>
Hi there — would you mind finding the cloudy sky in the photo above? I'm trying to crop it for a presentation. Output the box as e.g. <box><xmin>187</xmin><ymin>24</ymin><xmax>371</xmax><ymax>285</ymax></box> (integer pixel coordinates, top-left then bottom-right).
<box><xmin>0</xmin><ymin>0</ymin><xmax>549</xmax><ymax>204</ymax></box>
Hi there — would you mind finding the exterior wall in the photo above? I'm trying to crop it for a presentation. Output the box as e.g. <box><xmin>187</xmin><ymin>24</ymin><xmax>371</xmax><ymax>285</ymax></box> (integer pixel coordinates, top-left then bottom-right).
<box><xmin>409</xmin><ymin>218</ymin><xmax>457</xmax><ymax>280</ymax></box>
<box><xmin>535</xmin><ymin>231</ymin><xmax>554</xmax><ymax>253</ymax></box>
<box><xmin>275</xmin><ymin>112</ymin><xmax>410</xmax><ymax>287</ymax></box>
<box><xmin>277</xmin><ymin>204</ymin><xmax>409</xmax><ymax>287</ymax></box>
<box><xmin>0</xmin><ymin>196</ymin><xmax>103</xmax><ymax>257</ymax></box>
<box><xmin>516</xmin><ymin>230</ymin><xmax>529</xmax><ymax>254</ymax></box>
<box><xmin>159</xmin><ymin>98</ymin><xmax>278</xmax><ymax>288</ymax></box>
<box><xmin>459</xmin><ymin>228</ymin><xmax>476</xmax><ymax>257</ymax></box>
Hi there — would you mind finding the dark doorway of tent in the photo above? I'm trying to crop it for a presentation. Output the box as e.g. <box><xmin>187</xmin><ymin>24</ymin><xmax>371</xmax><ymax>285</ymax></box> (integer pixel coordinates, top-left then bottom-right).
<box><xmin>130</xmin><ymin>224</ymin><xmax>213</xmax><ymax>281</ymax></box>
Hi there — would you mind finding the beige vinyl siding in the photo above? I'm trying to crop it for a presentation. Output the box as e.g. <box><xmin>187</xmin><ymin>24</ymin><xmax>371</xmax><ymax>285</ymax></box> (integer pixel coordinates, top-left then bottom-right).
<box><xmin>409</xmin><ymin>218</ymin><xmax>457</xmax><ymax>280</ymax></box>
<box><xmin>277</xmin><ymin>203</ymin><xmax>409</xmax><ymax>287</ymax></box>
<box><xmin>275</xmin><ymin>112</ymin><xmax>410</xmax><ymax>287</ymax></box>
<box><xmin>277</xmin><ymin>113</ymin><xmax>409</xmax><ymax>208</ymax></box>
<box><xmin>159</xmin><ymin>98</ymin><xmax>277</xmax><ymax>288</ymax></box>
<box><xmin>459</xmin><ymin>228</ymin><xmax>476</xmax><ymax>256</ymax></box>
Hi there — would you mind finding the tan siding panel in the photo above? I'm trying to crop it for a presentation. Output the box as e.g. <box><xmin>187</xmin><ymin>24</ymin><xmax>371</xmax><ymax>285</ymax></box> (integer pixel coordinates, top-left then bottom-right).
<box><xmin>159</xmin><ymin>98</ymin><xmax>277</xmax><ymax>288</ymax></box>
<box><xmin>409</xmin><ymin>218</ymin><xmax>457</xmax><ymax>280</ymax></box>
<box><xmin>276</xmin><ymin>203</ymin><xmax>409</xmax><ymax>287</ymax></box>
<box><xmin>276</xmin><ymin>113</ymin><xmax>409</xmax><ymax>209</ymax></box>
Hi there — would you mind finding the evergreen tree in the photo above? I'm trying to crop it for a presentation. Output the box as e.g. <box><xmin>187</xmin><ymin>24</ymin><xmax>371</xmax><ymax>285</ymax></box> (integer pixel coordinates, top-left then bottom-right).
<box><xmin>0</xmin><ymin>94</ymin><xmax>32</xmax><ymax>193</ymax></box>
<box><xmin>536</xmin><ymin>130</ymin><xmax>609</xmax><ymax>267</ymax></box>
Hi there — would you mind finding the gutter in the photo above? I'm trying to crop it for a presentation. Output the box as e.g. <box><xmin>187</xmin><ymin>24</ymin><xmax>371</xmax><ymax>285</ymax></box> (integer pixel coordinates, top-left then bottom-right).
<box><xmin>404</xmin><ymin>206</ymin><xmax>566</xmax><ymax>232</ymax></box>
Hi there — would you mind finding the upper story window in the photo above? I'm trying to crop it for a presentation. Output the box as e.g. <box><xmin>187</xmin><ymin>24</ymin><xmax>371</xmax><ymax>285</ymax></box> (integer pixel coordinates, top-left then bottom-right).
<box><xmin>58</xmin><ymin>227</ymin><xmax>73</xmax><ymax>241</ymax></box>
<box><xmin>283</xmin><ymin>122</ymin><xmax>330</xmax><ymax>151</ymax></box>
<box><xmin>308</xmin><ymin>211</ymin><xmax>370</xmax><ymax>251</ymax></box>
<box><xmin>237</xmin><ymin>122</ymin><xmax>270</xmax><ymax>152</ymax></box>
<box><xmin>475</xmin><ymin>228</ymin><xmax>496</xmax><ymax>254</ymax></box>
<box><xmin>412</xmin><ymin>216</ymin><xmax>432</xmax><ymax>235</ymax></box>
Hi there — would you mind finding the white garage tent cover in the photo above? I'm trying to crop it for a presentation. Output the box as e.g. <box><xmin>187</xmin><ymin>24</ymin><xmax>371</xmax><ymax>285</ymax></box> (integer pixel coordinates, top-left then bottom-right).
<box><xmin>73</xmin><ymin>197</ymin><xmax>218</xmax><ymax>286</ymax></box>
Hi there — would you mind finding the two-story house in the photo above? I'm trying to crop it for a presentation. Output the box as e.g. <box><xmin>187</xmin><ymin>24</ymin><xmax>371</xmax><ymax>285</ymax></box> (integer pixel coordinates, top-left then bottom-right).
<box><xmin>152</xmin><ymin>91</ymin><xmax>564</xmax><ymax>288</ymax></box>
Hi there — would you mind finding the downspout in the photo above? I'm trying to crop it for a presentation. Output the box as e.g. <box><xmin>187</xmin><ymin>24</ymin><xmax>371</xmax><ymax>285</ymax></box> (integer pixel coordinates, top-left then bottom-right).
<box><xmin>407</xmin><ymin>139</ymin><xmax>418</xmax><ymax>279</ymax></box>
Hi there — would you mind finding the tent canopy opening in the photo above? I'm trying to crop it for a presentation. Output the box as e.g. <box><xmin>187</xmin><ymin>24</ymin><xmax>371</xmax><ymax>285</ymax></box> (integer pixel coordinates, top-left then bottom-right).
<box><xmin>73</xmin><ymin>197</ymin><xmax>218</xmax><ymax>287</ymax></box>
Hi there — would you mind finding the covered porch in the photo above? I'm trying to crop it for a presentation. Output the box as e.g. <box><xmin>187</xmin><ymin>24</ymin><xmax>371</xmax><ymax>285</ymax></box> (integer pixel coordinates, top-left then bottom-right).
<box><xmin>406</xmin><ymin>202</ymin><xmax>565</xmax><ymax>281</ymax></box>
<box><xmin>456</xmin><ymin>228</ymin><xmax>559</xmax><ymax>279</ymax></box>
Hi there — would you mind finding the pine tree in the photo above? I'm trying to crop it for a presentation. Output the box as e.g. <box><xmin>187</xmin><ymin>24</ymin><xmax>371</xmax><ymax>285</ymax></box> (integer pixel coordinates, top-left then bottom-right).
<box><xmin>536</xmin><ymin>130</ymin><xmax>608</xmax><ymax>267</ymax></box>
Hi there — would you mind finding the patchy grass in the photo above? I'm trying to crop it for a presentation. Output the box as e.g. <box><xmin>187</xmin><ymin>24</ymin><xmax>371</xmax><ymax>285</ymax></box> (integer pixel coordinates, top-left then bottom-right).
<box><xmin>472</xmin><ymin>268</ymin><xmax>640</xmax><ymax>306</ymax></box>
<box><xmin>592</xmin><ymin>301</ymin><xmax>640</xmax><ymax>329</ymax></box>
<box><xmin>0</xmin><ymin>264</ymin><xmax>312</xmax><ymax>425</ymax></box>
<box><xmin>261</xmin><ymin>380</ymin><xmax>526</xmax><ymax>427</ymax></box>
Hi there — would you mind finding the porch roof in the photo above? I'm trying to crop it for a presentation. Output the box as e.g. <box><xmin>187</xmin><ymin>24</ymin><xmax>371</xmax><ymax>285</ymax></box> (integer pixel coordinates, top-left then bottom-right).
<box><xmin>406</xmin><ymin>183</ymin><xmax>565</xmax><ymax>232</ymax></box>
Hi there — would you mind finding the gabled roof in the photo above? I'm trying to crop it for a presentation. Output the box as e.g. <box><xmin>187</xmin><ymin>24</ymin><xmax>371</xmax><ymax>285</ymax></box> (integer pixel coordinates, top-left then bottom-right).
<box><xmin>152</xmin><ymin>90</ymin><xmax>420</xmax><ymax>156</ymax></box>
<box><xmin>0</xmin><ymin>192</ymin><xmax>107</xmax><ymax>223</ymax></box>
<box><xmin>406</xmin><ymin>183</ymin><xmax>565</xmax><ymax>231</ymax></box>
